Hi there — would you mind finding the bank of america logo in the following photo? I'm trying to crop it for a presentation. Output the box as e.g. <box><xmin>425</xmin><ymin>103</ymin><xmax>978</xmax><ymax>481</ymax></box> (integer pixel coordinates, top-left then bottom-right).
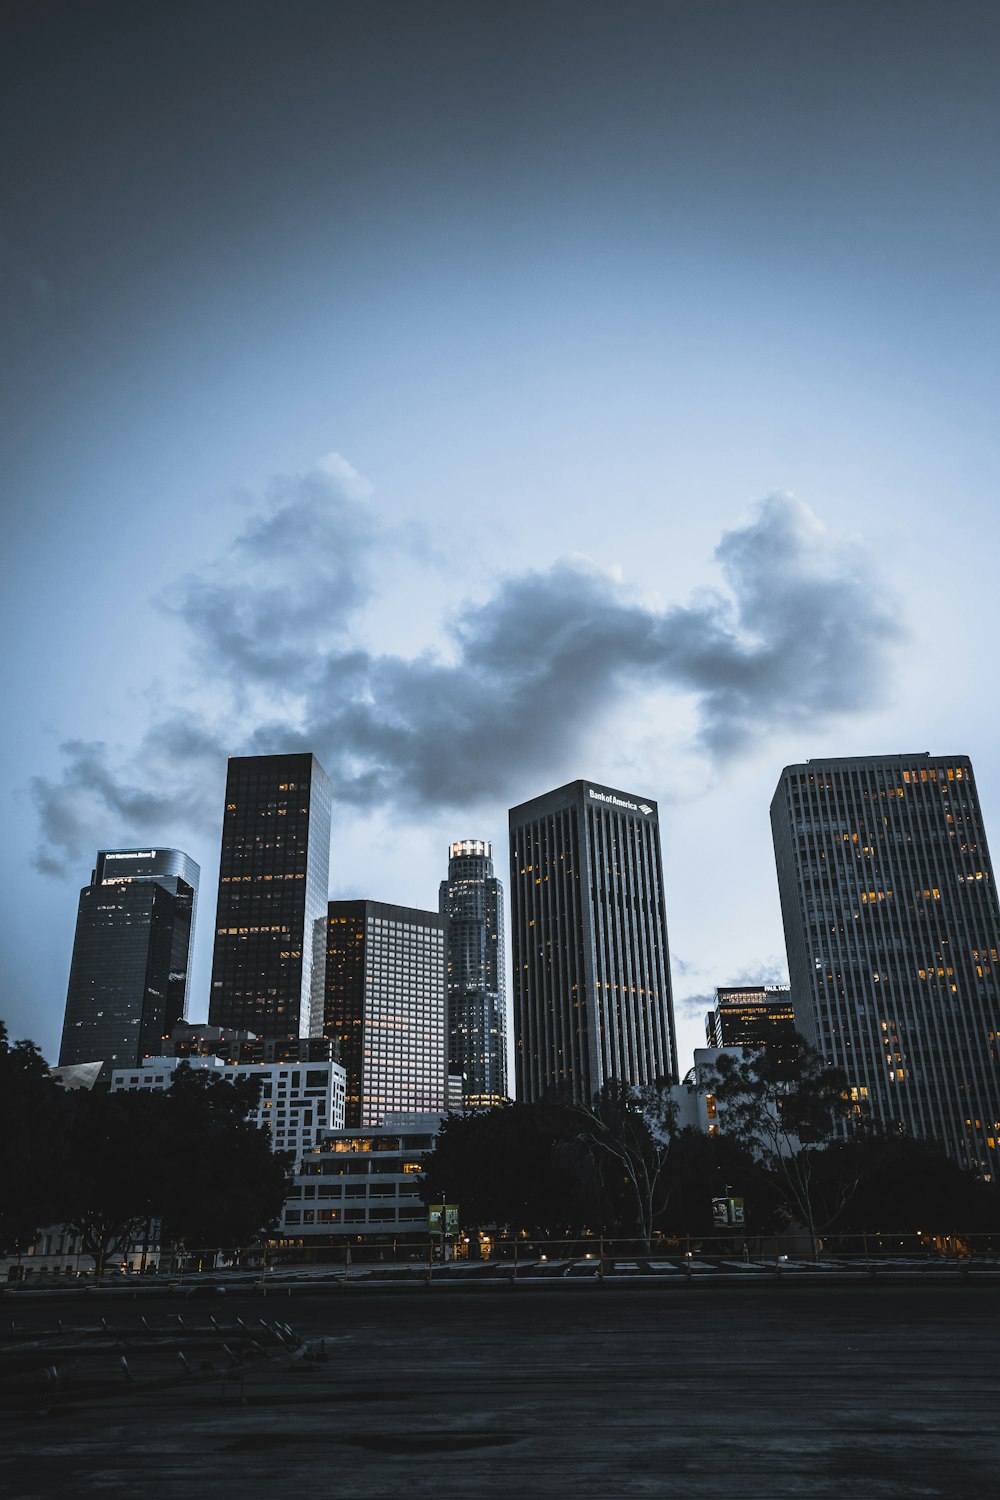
<box><xmin>639</xmin><ymin>804</ymin><xmax>652</xmax><ymax>815</ymax></box>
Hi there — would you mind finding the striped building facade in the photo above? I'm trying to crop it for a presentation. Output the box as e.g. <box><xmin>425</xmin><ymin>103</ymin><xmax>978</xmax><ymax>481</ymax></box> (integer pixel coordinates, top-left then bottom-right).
<box><xmin>771</xmin><ymin>753</ymin><xmax>1000</xmax><ymax>1179</ymax></box>
<box><xmin>509</xmin><ymin>780</ymin><xmax>677</xmax><ymax>1106</ymax></box>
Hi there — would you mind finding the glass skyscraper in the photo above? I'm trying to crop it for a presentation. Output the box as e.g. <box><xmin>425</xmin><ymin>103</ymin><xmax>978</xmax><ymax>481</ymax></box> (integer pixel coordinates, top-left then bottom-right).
<box><xmin>324</xmin><ymin>900</ymin><xmax>447</xmax><ymax>1127</ymax></box>
<box><xmin>705</xmin><ymin>985</ymin><xmax>796</xmax><ymax>1051</ymax></box>
<box><xmin>771</xmin><ymin>753</ymin><xmax>1000</xmax><ymax>1179</ymax></box>
<box><xmin>439</xmin><ymin>839</ymin><xmax>507</xmax><ymax>1109</ymax></box>
<box><xmin>209</xmin><ymin>752</ymin><xmax>332</xmax><ymax>1040</ymax></box>
<box><xmin>509</xmin><ymin>780</ymin><xmax>678</xmax><ymax>1106</ymax></box>
<box><xmin>59</xmin><ymin>847</ymin><xmax>199</xmax><ymax>1071</ymax></box>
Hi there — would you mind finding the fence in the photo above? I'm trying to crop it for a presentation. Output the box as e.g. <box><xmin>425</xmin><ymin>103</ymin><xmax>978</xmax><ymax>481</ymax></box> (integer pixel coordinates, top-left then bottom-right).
<box><xmin>8</xmin><ymin>1229</ymin><xmax>999</xmax><ymax>1285</ymax></box>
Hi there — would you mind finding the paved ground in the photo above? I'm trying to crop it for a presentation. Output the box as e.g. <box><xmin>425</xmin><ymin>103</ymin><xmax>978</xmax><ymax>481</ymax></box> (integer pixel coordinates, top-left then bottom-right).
<box><xmin>2</xmin><ymin>1282</ymin><xmax>998</xmax><ymax>1498</ymax></box>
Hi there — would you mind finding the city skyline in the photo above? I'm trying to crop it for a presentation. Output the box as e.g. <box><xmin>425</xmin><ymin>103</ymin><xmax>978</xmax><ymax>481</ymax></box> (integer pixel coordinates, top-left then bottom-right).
<box><xmin>5</xmin><ymin>2</ymin><xmax>1000</xmax><ymax>1080</ymax></box>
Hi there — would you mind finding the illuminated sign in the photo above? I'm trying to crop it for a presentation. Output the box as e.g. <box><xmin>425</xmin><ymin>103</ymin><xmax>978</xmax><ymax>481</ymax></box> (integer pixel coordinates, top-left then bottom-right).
<box><xmin>427</xmin><ymin>1203</ymin><xmax>460</xmax><ymax>1233</ymax></box>
<box><xmin>587</xmin><ymin>789</ymin><xmax>652</xmax><ymax>815</ymax></box>
<box><xmin>105</xmin><ymin>851</ymin><xmax>158</xmax><ymax>860</ymax></box>
<box><xmin>712</xmin><ymin>1196</ymin><xmax>746</xmax><ymax>1228</ymax></box>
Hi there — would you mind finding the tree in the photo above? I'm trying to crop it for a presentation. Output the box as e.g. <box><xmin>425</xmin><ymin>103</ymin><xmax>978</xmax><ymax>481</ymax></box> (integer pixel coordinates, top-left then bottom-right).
<box><xmin>568</xmin><ymin>1080</ymin><xmax>680</xmax><ymax>1251</ymax></box>
<box><xmin>0</xmin><ymin>1022</ymin><xmax>71</xmax><ymax>1254</ymax></box>
<box><xmin>62</xmin><ymin>1087</ymin><xmax>164</xmax><ymax>1279</ymax></box>
<box><xmin>59</xmin><ymin>1064</ymin><xmax>289</xmax><ymax>1274</ymax></box>
<box><xmin>420</xmin><ymin>1102</ymin><xmax>599</xmax><ymax>1234</ymax></box>
<box><xmin>702</xmin><ymin>1035</ymin><xmax>852</xmax><ymax>1254</ymax></box>
<box><xmin>816</xmin><ymin>1135</ymin><xmax>1000</xmax><ymax>1241</ymax></box>
<box><xmin>154</xmin><ymin>1065</ymin><xmax>290</xmax><ymax>1250</ymax></box>
<box><xmin>652</xmin><ymin>1128</ymin><xmax>783</xmax><ymax>1238</ymax></box>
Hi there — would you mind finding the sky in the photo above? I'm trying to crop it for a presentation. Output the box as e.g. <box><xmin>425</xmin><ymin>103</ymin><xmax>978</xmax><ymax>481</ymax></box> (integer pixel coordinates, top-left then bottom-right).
<box><xmin>3</xmin><ymin>0</ymin><xmax>1000</xmax><ymax>1076</ymax></box>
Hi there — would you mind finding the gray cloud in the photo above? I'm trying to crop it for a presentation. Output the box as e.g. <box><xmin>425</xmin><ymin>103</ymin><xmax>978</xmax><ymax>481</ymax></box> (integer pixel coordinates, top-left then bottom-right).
<box><xmin>164</xmin><ymin>457</ymin><xmax>379</xmax><ymax>692</ymax></box>
<box><xmin>30</xmin><ymin>716</ymin><xmax>230</xmax><ymax>877</ymax></box>
<box><xmin>727</xmin><ymin>959</ymin><xmax>790</xmax><ymax>987</ymax></box>
<box><xmin>30</xmin><ymin>460</ymin><xmax>905</xmax><ymax>873</ymax></box>
<box><xmin>676</xmin><ymin>990</ymin><xmax>716</xmax><ymax>1020</ymax></box>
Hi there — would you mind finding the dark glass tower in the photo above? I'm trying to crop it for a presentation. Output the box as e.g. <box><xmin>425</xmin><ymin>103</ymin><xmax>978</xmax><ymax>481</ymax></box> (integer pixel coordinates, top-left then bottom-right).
<box><xmin>209</xmin><ymin>753</ymin><xmax>332</xmax><ymax>1040</ymax></box>
<box><xmin>325</xmin><ymin>900</ymin><xmax>447</xmax><ymax>1126</ymax></box>
<box><xmin>439</xmin><ymin>839</ymin><xmax>507</xmax><ymax>1109</ymax></box>
<box><xmin>706</xmin><ymin>985</ymin><xmax>796</xmax><ymax>1051</ymax></box>
<box><xmin>509</xmin><ymin>780</ymin><xmax>677</xmax><ymax>1105</ymax></box>
<box><xmin>772</xmin><ymin>753</ymin><xmax>1000</xmax><ymax>1179</ymax></box>
<box><xmin>59</xmin><ymin>847</ymin><xmax>199</xmax><ymax>1071</ymax></box>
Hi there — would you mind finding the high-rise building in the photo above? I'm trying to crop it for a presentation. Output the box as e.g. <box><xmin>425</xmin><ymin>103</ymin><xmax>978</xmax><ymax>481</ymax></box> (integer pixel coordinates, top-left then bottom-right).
<box><xmin>59</xmin><ymin>847</ymin><xmax>199</xmax><ymax>1071</ymax></box>
<box><xmin>439</xmin><ymin>839</ymin><xmax>507</xmax><ymax>1109</ymax></box>
<box><xmin>706</xmin><ymin>984</ymin><xmax>796</xmax><ymax>1055</ymax></box>
<box><xmin>508</xmin><ymin>779</ymin><xmax>677</xmax><ymax>1106</ymax></box>
<box><xmin>772</xmin><ymin>753</ymin><xmax>1000</xmax><ymax>1179</ymax></box>
<box><xmin>209</xmin><ymin>752</ymin><xmax>332</xmax><ymax>1040</ymax></box>
<box><xmin>324</xmin><ymin>900</ymin><xmax>447</xmax><ymax>1126</ymax></box>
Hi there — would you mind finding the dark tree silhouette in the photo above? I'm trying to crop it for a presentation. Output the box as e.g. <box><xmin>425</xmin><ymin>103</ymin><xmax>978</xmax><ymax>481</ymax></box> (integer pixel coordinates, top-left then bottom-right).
<box><xmin>0</xmin><ymin>1023</ymin><xmax>71</xmax><ymax>1254</ymax></box>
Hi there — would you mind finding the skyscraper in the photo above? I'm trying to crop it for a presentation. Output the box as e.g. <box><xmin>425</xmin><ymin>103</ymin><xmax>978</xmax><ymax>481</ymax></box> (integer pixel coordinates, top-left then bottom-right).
<box><xmin>59</xmin><ymin>847</ymin><xmax>199</xmax><ymax>1071</ymax></box>
<box><xmin>324</xmin><ymin>900</ymin><xmax>447</xmax><ymax>1126</ymax></box>
<box><xmin>439</xmin><ymin>839</ymin><xmax>507</xmax><ymax>1109</ymax></box>
<box><xmin>705</xmin><ymin>984</ymin><xmax>796</xmax><ymax>1053</ymax></box>
<box><xmin>509</xmin><ymin>780</ymin><xmax>677</xmax><ymax>1106</ymax></box>
<box><xmin>209</xmin><ymin>752</ymin><xmax>332</xmax><ymax>1040</ymax></box>
<box><xmin>772</xmin><ymin>753</ymin><xmax>1000</xmax><ymax>1179</ymax></box>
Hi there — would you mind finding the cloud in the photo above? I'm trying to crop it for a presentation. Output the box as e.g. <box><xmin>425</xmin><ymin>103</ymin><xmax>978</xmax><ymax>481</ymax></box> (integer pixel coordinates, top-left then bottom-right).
<box><xmin>29</xmin><ymin>717</ymin><xmax>230</xmax><ymax>877</ymax></box>
<box><xmin>29</xmin><ymin>459</ymin><xmax>905</xmax><ymax>874</ymax></box>
<box><xmin>728</xmin><ymin>959</ymin><xmax>790</xmax><ymax>986</ymax></box>
<box><xmin>676</xmin><ymin>990</ymin><xmax>715</xmax><ymax>1020</ymax></box>
<box><xmin>164</xmin><ymin>452</ymin><xmax>379</xmax><ymax>692</ymax></box>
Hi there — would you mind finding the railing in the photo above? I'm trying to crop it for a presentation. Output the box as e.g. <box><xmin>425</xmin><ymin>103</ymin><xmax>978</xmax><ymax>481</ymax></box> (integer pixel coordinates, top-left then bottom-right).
<box><xmin>8</xmin><ymin>1230</ymin><xmax>1000</xmax><ymax>1286</ymax></box>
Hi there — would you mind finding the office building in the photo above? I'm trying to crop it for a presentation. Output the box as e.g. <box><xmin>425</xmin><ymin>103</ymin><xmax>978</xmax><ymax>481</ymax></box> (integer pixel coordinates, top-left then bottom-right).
<box><xmin>439</xmin><ymin>839</ymin><xmax>507</xmax><ymax>1108</ymax></box>
<box><xmin>509</xmin><ymin>779</ymin><xmax>677</xmax><ymax>1105</ymax></box>
<box><xmin>772</xmin><ymin>754</ymin><xmax>1000</xmax><ymax>1179</ymax></box>
<box><xmin>706</xmin><ymin>984</ymin><xmax>796</xmax><ymax>1055</ymax></box>
<box><xmin>325</xmin><ymin>901</ymin><xmax>447</xmax><ymax>1126</ymax></box>
<box><xmin>111</xmin><ymin>1054</ymin><xmax>346</xmax><ymax>1164</ymax></box>
<box><xmin>282</xmin><ymin>1113</ymin><xmax>443</xmax><ymax>1243</ymax></box>
<box><xmin>209</xmin><ymin>752</ymin><xmax>332</xmax><ymax>1040</ymax></box>
<box><xmin>59</xmin><ymin>848</ymin><xmax>199</xmax><ymax>1072</ymax></box>
<box><xmin>161</xmin><ymin>1020</ymin><xmax>339</xmax><ymax>1067</ymax></box>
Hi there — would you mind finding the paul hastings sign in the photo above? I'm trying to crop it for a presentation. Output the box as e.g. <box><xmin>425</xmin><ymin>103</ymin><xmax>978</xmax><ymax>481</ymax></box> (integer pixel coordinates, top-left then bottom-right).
<box><xmin>587</xmin><ymin>787</ymin><xmax>653</xmax><ymax>816</ymax></box>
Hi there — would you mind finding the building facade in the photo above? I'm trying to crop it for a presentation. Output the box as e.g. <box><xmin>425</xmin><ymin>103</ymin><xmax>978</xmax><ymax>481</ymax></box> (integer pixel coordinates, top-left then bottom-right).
<box><xmin>281</xmin><ymin>1113</ymin><xmax>443</xmax><ymax>1243</ymax></box>
<box><xmin>772</xmin><ymin>753</ymin><xmax>1000</xmax><ymax>1179</ymax></box>
<box><xmin>59</xmin><ymin>848</ymin><xmax>199</xmax><ymax>1071</ymax></box>
<box><xmin>509</xmin><ymin>780</ymin><xmax>677</xmax><ymax>1105</ymax></box>
<box><xmin>706</xmin><ymin>984</ymin><xmax>796</xmax><ymax>1055</ymax></box>
<box><xmin>324</xmin><ymin>901</ymin><xmax>448</xmax><ymax>1127</ymax></box>
<box><xmin>439</xmin><ymin>839</ymin><xmax>507</xmax><ymax>1109</ymax></box>
<box><xmin>209</xmin><ymin>752</ymin><xmax>332</xmax><ymax>1040</ymax></box>
<box><xmin>161</xmin><ymin>1020</ymin><xmax>340</xmax><ymax>1068</ymax></box>
<box><xmin>110</xmin><ymin>1054</ymin><xmax>346</xmax><ymax>1164</ymax></box>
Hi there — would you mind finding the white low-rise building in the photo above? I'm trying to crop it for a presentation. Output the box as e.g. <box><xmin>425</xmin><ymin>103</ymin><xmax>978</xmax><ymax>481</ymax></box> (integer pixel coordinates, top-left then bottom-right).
<box><xmin>110</xmin><ymin>1055</ymin><xmax>346</xmax><ymax>1164</ymax></box>
<box><xmin>280</xmin><ymin>1112</ymin><xmax>443</xmax><ymax>1243</ymax></box>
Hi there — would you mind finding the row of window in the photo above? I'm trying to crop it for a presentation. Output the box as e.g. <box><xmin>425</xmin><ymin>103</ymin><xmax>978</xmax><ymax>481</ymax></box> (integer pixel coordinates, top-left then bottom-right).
<box><xmin>284</xmin><ymin>1206</ymin><xmax>426</xmax><ymax>1224</ymax></box>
